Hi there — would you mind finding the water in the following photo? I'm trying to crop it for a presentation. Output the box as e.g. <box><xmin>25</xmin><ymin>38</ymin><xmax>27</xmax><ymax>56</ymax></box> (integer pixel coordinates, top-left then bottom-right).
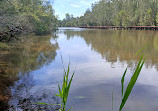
<box><xmin>0</xmin><ymin>28</ymin><xmax>158</xmax><ymax>111</ymax></box>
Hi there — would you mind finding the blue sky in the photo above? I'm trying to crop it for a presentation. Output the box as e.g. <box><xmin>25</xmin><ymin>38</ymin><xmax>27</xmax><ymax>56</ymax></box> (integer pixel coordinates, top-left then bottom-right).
<box><xmin>53</xmin><ymin>0</ymin><xmax>99</xmax><ymax>20</ymax></box>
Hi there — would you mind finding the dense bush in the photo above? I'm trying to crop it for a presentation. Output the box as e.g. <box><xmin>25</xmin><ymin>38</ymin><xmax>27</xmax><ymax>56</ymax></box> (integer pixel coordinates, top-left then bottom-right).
<box><xmin>0</xmin><ymin>0</ymin><xmax>58</xmax><ymax>35</ymax></box>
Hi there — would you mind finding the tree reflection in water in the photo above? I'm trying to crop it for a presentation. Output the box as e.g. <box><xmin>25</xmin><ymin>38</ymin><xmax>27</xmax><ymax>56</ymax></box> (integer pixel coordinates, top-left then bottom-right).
<box><xmin>0</xmin><ymin>35</ymin><xmax>59</xmax><ymax>110</ymax></box>
<box><xmin>61</xmin><ymin>29</ymin><xmax>158</xmax><ymax>70</ymax></box>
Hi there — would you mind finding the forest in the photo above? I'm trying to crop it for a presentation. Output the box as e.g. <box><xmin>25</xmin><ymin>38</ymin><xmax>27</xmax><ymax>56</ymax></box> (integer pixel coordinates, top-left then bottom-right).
<box><xmin>0</xmin><ymin>0</ymin><xmax>58</xmax><ymax>42</ymax></box>
<box><xmin>59</xmin><ymin>0</ymin><xmax>158</xmax><ymax>27</ymax></box>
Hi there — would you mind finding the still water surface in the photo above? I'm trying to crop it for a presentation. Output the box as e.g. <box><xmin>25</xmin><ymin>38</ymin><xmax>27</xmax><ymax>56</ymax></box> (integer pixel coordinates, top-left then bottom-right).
<box><xmin>1</xmin><ymin>28</ymin><xmax>158</xmax><ymax>111</ymax></box>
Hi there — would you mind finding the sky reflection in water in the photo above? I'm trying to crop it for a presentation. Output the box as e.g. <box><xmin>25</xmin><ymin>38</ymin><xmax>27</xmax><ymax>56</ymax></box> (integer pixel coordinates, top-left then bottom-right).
<box><xmin>9</xmin><ymin>28</ymin><xmax>158</xmax><ymax>111</ymax></box>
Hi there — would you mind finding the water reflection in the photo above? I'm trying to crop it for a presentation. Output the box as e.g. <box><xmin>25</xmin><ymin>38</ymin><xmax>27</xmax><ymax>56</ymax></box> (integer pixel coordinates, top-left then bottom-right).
<box><xmin>56</xmin><ymin>28</ymin><xmax>158</xmax><ymax>111</ymax></box>
<box><xmin>60</xmin><ymin>29</ymin><xmax>158</xmax><ymax>69</ymax></box>
<box><xmin>1</xmin><ymin>28</ymin><xmax>158</xmax><ymax>111</ymax></box>
<box><xmin>0</xmin><ymin>35</ymin><xmax>58</xmax><ymax>110</ymax></box>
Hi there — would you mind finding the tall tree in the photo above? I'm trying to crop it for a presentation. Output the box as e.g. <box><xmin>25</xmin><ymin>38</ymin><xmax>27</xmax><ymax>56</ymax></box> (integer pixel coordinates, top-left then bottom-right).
<box><xmin>59</xmin><ymin>0</ymin><xmax>158</xmax><ymax>27</ymax></box>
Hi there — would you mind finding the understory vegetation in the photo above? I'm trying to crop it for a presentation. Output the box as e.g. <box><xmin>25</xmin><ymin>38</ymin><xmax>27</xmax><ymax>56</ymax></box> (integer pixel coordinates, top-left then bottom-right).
<box><xmin>59</xmin><ymin>0</ymin><xmax>158</xmax><ymax>27</ymax></box>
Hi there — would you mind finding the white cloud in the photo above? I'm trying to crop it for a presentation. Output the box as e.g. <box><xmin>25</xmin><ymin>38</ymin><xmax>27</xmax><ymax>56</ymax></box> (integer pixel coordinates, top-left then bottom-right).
<box><xmin>79</xmin><ymin>0</ymin><xmax>100</xmax><ymax>7</ymax></box>
<box><xmin>70</xmin><ymin>4</ymin><xmax>81</xmax><ymax>8</ymax></box>
<box><xmin>70</xmin><ymin>0</ymin><xmax>98</xmax><ymax>8</ymax></box>
<box><xmin>79</xmin><ymin>0</ymin><xmax>92</xmax><ymax>6</ymax></box>
<box><xmin>53</xmin><ymin>0</ymin><xmax>101</xmax><ymax>20</ymax></box>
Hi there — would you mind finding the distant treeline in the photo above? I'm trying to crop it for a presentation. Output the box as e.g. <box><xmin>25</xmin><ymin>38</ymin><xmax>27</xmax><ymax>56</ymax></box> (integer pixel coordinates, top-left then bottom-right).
<box><xmin>59</xmin><ymin>0</ymin><xmax>158</xmax><ymax>27</ymax></box>
<box><xmin>0</xmin><ymin>0</ymin><xmax>58</xmax><ymax>36</ymax></box>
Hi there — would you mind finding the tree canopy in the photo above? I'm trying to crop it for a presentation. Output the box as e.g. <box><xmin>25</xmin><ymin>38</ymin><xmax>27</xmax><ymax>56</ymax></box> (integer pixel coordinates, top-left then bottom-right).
<box><xmin>59</xmin><ymin>0</ymin><xmax>158</xmax><ymax>27</ymax></box>
<box><xmin>0</xmin><ymin>0</ymin><xmax>58</xmax><ymax>35</ymax></box>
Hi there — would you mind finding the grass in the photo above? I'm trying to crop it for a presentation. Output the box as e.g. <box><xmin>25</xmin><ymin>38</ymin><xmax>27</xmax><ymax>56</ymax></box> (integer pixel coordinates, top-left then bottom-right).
<box><xmin>54</xmin><ymin>62</ymin><xmax>75</xmax><ymax>111</ymax></box>
<box><xmin>119</xmin><ymin>54</ymin><xmax>146</xmax><ymax>111</ymax></box>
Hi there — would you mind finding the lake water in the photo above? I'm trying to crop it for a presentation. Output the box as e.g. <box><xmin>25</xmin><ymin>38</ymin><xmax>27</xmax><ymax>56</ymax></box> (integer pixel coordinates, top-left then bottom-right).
<box><xmin>1</xmin><ymin>27</ymin><xmax>158</xmax><ymax>111</ymax></box>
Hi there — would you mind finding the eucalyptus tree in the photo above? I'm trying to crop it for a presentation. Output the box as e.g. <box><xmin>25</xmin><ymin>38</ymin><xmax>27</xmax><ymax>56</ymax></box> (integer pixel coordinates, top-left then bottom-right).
<box><xmin>60</xmin><ymin>0</ymin><xmax>158</xmax><ymax>27</ymax></box>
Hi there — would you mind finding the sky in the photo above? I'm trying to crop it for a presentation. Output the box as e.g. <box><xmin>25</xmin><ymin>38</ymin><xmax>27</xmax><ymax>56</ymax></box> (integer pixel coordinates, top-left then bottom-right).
<box><xmin>53</xmin><ymin>0</ymin><xmax>99</xmax><ymax>20</ymax></box>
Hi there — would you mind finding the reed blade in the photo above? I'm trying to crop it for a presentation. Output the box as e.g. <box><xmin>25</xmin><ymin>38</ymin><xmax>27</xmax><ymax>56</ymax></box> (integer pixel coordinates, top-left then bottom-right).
<box><xmin>119</xmin><ymin>54</ymin><xmax>145</xmax><ymax>111</ymax></box>
<box><xmin>121</xmin><ymin>68</ymin><xmax>127</xmax><ymax>97</ymax></box>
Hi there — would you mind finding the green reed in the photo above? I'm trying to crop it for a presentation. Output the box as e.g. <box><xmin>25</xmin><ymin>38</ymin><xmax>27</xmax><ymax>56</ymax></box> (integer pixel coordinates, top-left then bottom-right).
<box><xmin>34</xmin><ymin>60</ymin><xmax>74</xmax><ymax>111</ymax></box>
<box><xmin>55</xmin><ymin>63</ymin><xmax>75</xmax><ymax>111</ymax></box>
<box><xmin>120</xmin><ymin>54</ymin><xmax>145</xmax><ymax>111</ymax></box>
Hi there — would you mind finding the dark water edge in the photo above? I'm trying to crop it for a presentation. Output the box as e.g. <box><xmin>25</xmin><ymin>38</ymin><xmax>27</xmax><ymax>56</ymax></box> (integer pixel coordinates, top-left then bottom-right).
<box><xmin>78</xmin><ymin>26</ymin><xmax>158</xmax><ymax>30</ymax></box>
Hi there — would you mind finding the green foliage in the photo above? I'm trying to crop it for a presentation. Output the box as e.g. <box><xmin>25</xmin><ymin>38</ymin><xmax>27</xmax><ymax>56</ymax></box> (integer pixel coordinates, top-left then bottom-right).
<box><xmin>120</xmin><ymin>54</ymin><xmax>146</xmax><ymax>111</ymax></box>
<box><xmin>60</xmin><ymin>0</ymin><xmax>158</xmax><ymax>27</ymax></box>
<box><xmin>121</xmin><ymin>68</ymin><xmax>127</xmax><ymax>97</ymax></box>
<box><xmin>59</xmin><ymin>13</ymin><xmax>77</xmax><ymax>27</ymax></box>
<box><xmin>156</xmin><ymin>13</ymin><xmax>158</xmax><ymax>25</ymax></box>
<box><xmin>55</xmin><ymin>63</ymin><xmax>75</xmax><ymax>111</ymax></box>
<box><xmin>144</xmin><ymin>8</ymin><xmax>153</xmax><ymax>26</ymax></box>
<box><xmin>114</xmin><ymin>10</ymin><xmax>129</xmax><ymax>27</ymax></box>
<box><xmin>0</xmin><ymin>0</ymin><xmax>58</xmax><ymax>35</ymax></box>
<box><xmin>33</xmin><ymin>62</ymin><xmax>75</xmax><ymax>111</ymax></box>
<box><xmin>65</xmin><ymin>13</ymin><xmax>71</xmax><ymax>21</ymax></box>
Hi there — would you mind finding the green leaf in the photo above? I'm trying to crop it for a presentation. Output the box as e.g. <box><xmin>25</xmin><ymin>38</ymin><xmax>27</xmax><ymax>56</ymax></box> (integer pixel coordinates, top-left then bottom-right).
<box><xmin>66</xmin><ymin>65</ymin><xmax>70</xmax><ymax>85</ymax></box>
<box><xmin>119</xmin><ymin>54</ymin><xmax>145</xmax><ymax>111</ymax></box>
<box><xmin>54</xmin><ymin>94</ymin><xmax>61</xmax><ymax>97</ymax></box>
<box><xmin>67</xmin><ymin>72</ymin><xmax>75</xmax><ymax>97</ymax></box>
<box><xmin>121</xmin><ymin>68</ymin><xmax>127</xmax><ymax>97</ymax></box>
<box><xmin>68</xmin><ymin>107</ymin><xmax>72</xmax><ymax>111</ymax></box>
<box><xmin>55</xmin><ymin>59</ymin><xmax>75</xmax><ymax>111</ymax></box>
<box><xmin>58</xmin><ymin>84</ymin><xmax>62</xmax><ymax>97</ymax></box>
<box><xmin>135</xmin><ymin>48</ymin><xmax>143</xmax><ymax>56</ymax></box>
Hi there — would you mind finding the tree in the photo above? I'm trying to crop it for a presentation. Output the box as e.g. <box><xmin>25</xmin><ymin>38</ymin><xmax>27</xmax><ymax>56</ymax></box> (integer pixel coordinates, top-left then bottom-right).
<box><xmin>156</xmin><ymin>13</ymin><xmax>158</xmax><ymax>25</ymax></box>
<box><xmin>65</xmin><ymin>13</ymin><xmax>71</xmax><ymax>21</ymax></box>
<box><xmin>59</xmin><ymin>0</ymin><xmax>158</xmax><ymax>27</ymax></box>
<box><xmin>0</xmin><ymin>0</ymin><xmax>58</xmax><ymax>40</ymax></box>
<box><xmin>114</xmin><ymin>10</ymin><xmax>129</xmax><ymax>27</ymax></box>
<box><xmin>144</xmin><ymin>8</ymin><xmax>153</xmax><ymax>26</ymax></box>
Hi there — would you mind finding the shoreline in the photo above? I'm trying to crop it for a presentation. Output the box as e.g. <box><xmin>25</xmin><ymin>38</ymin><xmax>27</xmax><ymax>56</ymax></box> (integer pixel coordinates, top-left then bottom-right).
<box><xmin>78</xmin><ymin>26</ymin><xmax>158</xmax><ymax>30</ymax></box>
